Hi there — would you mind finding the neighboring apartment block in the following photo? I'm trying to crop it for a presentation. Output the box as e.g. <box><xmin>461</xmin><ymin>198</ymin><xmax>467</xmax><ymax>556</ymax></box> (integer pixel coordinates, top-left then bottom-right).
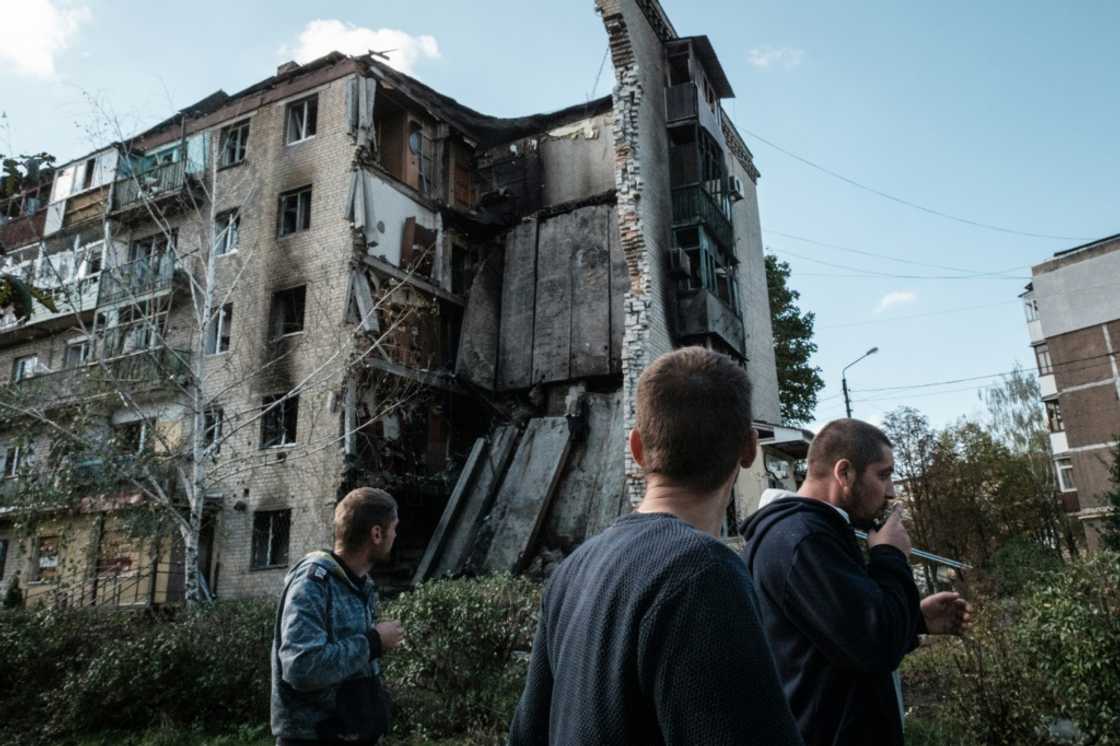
<box><xmin>1021</xmin><ymin>233</ymin><xmax>1120</xmax><ymax>549</ymax></box>
<box><xmin>0</xmin><ymin>0</ymin><xmax>793</xmax><ymax>607</ymax></box>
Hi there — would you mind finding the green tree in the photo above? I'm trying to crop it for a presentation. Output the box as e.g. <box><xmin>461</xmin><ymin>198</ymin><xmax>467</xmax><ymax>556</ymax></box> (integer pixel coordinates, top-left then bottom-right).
<box><xmin>765</xmin><ymin>254</ymin><xmax>823</xmax><ymax>424</ymax></box>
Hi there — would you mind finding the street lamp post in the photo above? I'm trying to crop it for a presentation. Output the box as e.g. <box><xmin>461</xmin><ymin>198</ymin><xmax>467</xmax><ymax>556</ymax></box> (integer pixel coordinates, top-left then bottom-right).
<box><xmin>842</xmin><ymin>347</ymin><xmax>879</xmax><ymax>418</ymax></box>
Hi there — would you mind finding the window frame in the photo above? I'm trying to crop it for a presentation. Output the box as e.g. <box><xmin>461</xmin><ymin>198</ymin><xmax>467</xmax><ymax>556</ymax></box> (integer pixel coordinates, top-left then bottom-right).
<box><xmin>251</xmin><ymin>509</ymin><xmax>292</xmax><ymax>569</ymax></box>
<box><xmin>1024</xmin><ymin>298</ymin><xmax>1039</xmax><ymax>322</ymax></box>
<box><xmin>219</xmin><ymin>120</ymin><xmax>251</xmax><ymax>168</ymax></box>
<box><xmin>1055</xmin><ymin>458</ymin><xmax>1076</xmax><ymax>493</ymax></box>
<box><xmin>11</xmin><ymin>354</ymin><xmax>39</xmax><ymax>382</ymax></box>
<box><xmin>0</xmin><ymin>537</ymin><xmax>8</xmax><ymax>580</ymax></box>
<box><xmin>285</xmin><ymin>96</ymin><xmax>318</xmax><ymax>145</ymax></box>
<box><xmin>278</xmin><ymin>186</ymin><xmax>312</xmax><ymax>237</ymax></box>
<box><xmin>3</xmin><ymin>445</ymin><xmax>23</xmax><ymax>479</ymax></box>
<box><xmin>63</xmin><ymin>341</ymin><xmax>90</xmax><ymax>369</ymax></box>
<box><xmin>203</xmin><ymin>407</ymin><xmax>224</xmax><ymax>455</ymax></box>
<box><xmin>214</xmin><ymin>209</ymin><xmax>241</xmax><ymax>256</ymax></box>
<box><xmin>1045</xmin><ymin>400</ymin><xmax>1064</xmax><ymax>433</ymax></box>
<box><xmin>205</xmin><ymin>303</ymin><xmax>233</xmax><ymax>356</ymax></box>
<box><xmin>34</xmin><ymin>535</ymin><xmax>59</xmax><ymax>583</ymax></box>
<box><xmin>270</xmin><ymin>285</ymin><xmax>307</xmax><ymax>339</ymax></box>
<box><xmin>260</xmin><ymin>393</ymin><xmax>299</xmax><ymax>449</ymax></box>
<box><xmin>1035</xmin><ymin>343</ymin><xmax>1053</xmax><ymax>376</ymax></box>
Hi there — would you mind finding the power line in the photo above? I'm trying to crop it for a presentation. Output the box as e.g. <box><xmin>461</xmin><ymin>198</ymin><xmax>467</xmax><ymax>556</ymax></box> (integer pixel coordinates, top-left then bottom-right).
<box><xmin>741</xmin><ymin>127</ymin><xmax>1092</xmax><ymax>242</ymax></box>
<box><xmin>770</xmin><ymin>246</ymin><xmax>1030</xmax><ymax>281</ymax></box>
<box><xmin>764</xmin><ymin>228</ymin><xmax>1029</xmax><ymax>276</ymax></box>
<box><xmin>818</xmin><ymin>300</ymin><xmax>1020</xmax><ymax>329</ymax></box>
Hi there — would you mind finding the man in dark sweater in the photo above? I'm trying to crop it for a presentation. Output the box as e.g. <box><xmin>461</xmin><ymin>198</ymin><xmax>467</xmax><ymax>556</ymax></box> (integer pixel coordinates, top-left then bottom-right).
<box><xmin>508</xmin><ymin>347</ymin><xmax>803</xmax><ymax>746</ymax></box>
<box><xmin>741</xmin><ymin>419</ymin><xmax>971</xmax><ymax>746</ymax></box>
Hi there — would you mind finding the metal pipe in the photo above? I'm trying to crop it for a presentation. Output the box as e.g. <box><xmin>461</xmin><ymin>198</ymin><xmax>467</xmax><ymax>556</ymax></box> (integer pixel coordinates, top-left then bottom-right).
<box><xmin>853</xmin><ymin>529</ymin><xmax>972</xmax><ymax>570</ymax></box>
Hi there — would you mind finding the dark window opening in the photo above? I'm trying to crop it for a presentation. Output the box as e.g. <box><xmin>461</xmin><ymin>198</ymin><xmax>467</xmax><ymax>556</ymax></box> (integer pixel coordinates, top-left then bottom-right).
<box><xmin>0</xmin><ymin>538</ymin><xmax>8</xmax><ymax>579</ymax></box>
<box><xmin>668</xmin><ymin>53</ymin><xmax>691</xmax><ymax>86</ymax></box>
<box><xmin>260</xmin><ymin>394</ymin><xmax>299</xmax><ymax>448</ymax></box>
<box><xmin>205</xmin><ymin>303</ymin><xmax>233</xmax><ymax>355</ymax></box>
<box><xmin>215</xmin><ymin>210</ymin><xmax>240</xmax><ymax>256</ymax></box>
<box><xmin>81</xmin><ymin>158</ymin><xmax>96</xmax><ymax>191</ymax></box>
<box><xmin>278</xmin><ymin>187</ymin><xmax>312</xmax><ymax>236</ymax></box>
<box><xmin>64</xmin><ymin>341</ymin><xmax>90</xmax><ymax>369</ymax></box>
<box><xmin>251</xmin><ymin>509</ymin><xmax>291</xmax><ymax>568</ymax></box>
<box><xmin>204</xmin><ymin>408</ymin><xmax>224</xmax><ymax>454</ymax></box>
<box><xmin>1046</xmin><ymin>400</ymin><xmax>1064</xmax><ymax>433</ymax></box>
<box><xmin>35</xmin><ymin>536</ymin><xmax>59</xmax><ymax>582</ymax></box>
<box><xmin>114</xmin><ymin>421</ymin><xmax>148</xmax><ymax>454</ymax></box>
<box><xmin>270</xmin><ymin>285</ymin><xmax>307</xmax><ymax>338</ymax></box>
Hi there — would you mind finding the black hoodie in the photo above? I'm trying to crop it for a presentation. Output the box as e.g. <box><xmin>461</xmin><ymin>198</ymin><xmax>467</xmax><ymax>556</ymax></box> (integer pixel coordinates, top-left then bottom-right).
<box><xmin>740</xmin><ymin>495</ymin><xmax>923</xmax><ymax>746</ymax></box>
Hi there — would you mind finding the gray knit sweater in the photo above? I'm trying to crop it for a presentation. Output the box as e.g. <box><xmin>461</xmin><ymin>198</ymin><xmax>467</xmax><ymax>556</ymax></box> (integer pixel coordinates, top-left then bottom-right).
<box><xmin>508</xmin><ymin>512</ymin><xmax>804</xmax><ymax>745</ymax></box>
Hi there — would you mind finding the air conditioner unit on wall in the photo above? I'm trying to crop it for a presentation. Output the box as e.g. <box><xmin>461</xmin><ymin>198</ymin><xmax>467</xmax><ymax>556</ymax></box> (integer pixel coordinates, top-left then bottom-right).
<box><xmin>728</xmin><ymin>175</ymin><xmax>746</xmax><ymax>202</ymax></box>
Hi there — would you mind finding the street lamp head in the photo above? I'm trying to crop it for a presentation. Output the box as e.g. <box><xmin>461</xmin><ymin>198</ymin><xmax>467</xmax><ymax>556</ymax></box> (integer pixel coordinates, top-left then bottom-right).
<box><xmin>867</xmin><ymin>347</ymin><xmax>879</xmax><ymax>356</ymax></box>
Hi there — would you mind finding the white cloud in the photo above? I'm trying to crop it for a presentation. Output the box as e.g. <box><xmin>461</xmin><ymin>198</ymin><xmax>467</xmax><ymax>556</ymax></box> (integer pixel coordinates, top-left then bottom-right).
<box><xmin>876</xmin><ymin>291</ymin><xmax>918</xmax><ymax>313</ymax></box>
<box><xmin>287</xmin><ymin>20</ymin><xmax>440</xmax><ymax>75</ymax></box>
<box><xmin>747</xmin><ymin>46</ymin><xmax>805</xmax><ymax>70</ymax></box>
<box><xmin>0</xmin><ymin>0</ymin><xmax>91</xmax><ymax>78</ymax></box>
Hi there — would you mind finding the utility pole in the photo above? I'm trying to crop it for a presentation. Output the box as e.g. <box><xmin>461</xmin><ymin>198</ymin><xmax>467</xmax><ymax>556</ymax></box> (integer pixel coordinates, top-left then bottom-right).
<box><xmin>841</xmin><ymin>347</ymin><xmax>879</xmax><ymax>419</ymax></box>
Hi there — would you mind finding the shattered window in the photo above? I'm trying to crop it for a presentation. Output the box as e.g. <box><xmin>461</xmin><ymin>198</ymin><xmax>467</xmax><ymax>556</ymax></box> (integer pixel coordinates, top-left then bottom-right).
<box><xmin>278</xmin><ymin>187</ymin><xmax>312</xmax><ymax>237</ymax></box>
<box><xmin>3</xmin><ymin>445</ymin><xmax>24</xmax><ymax>478</ymax></box>
<box><xmin>251</xmin><ymin>509</ymin><xmax>291</xmax><ymax>568</ymax></box>
<box><xmin>205</xmin><ymin>303</ymin><xmax>233</xmax><ymax>355</ymax></box>
<box><xmin>270</xmin><ymin>285</ymin><xmax>307</xmax><ymax>338</ymax></box>
<box><xmin>204</xmin><ymin>407</ymin><xmax>224</xmax><ymax>454</ymax></box>
<box><xmin>260</xmin><ymin>393</ymin><xmax>299</xmax><ymax>448</ymax></box>
<box><xmin>214</xmin><ymin>210</ymin><xmax>240</xmax><ymax>255</ymax></box>
<box><xmin>0</xmin><ymin>538</ymin><xmax>7</xmax><ymax>579</ymax></box>
<box><xmin>220</xmin><ymin>120</ymin><xmax>250</xmax><ymax>167</ymax></box>
<box><xmin>285</xmin><ymin>96</ymin><xmax>318</xmax><ymax>144</ymax></box>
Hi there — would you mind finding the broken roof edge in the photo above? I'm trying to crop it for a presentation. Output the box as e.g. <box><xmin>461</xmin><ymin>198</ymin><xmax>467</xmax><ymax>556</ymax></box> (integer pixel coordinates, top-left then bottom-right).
<box><xmin>670</xmin><ymin>36</ymin><xmax>734</xmax><ymax>99</ymax></box>
<box><xmin>1033</xmin><ymin>231</ymin><xmax>1120</xmax><ymax>274</ymax></box>
<box><xmin>361</xmin><ymin>54</ymin><xmax>614</xmax><ymax>148</ymax></box>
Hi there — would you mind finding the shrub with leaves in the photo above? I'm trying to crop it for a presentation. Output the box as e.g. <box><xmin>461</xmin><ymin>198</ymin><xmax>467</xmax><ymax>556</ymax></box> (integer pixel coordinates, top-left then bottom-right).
<box><xmin>383</xmin><ymin>574</ymin><xmax>540</xmax><ymax>742</ymax></box>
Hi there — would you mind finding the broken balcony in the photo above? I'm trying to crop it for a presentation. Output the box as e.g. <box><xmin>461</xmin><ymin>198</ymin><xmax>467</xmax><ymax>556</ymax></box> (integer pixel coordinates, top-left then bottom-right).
<box><xmin>97</xmin><ymin>254</ymin><xmax>178</xmax><ymax>307</ymax></box>
<box><xmin>3</xmin><ymin>346</ymin><xmax>191</xmax><ymax>411</ymax></box>
<box><xmin>0</xmin><ymin>277</ymin><xmax>100</xmax><ymax>341</ymax></box>
<box><xmin>670</xmin><ymin>227</ymin><xmax>745</xmax><ymax>356</ymax></box>
<box><xmin>671</xmin><ymin>184</ymin><xmax>733</xmax><ymax>251</ymax></box>
<box><xmin>110</xmin><ymin>161</ymin><xmax>194</xmax><ymax>214</ymax></box>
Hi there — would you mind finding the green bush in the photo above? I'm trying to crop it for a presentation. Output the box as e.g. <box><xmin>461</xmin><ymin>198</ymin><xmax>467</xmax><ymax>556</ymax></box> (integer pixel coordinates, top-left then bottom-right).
<box><xmin>941</xmin><ymin>551</ymin><xmax>1120</xmax><ymax>745</ymax></box>
<box><xmin>382</xmin><ymin>574</ymin><xmax>539</xmax><ymax>742</ymax></box>
<box><xmin>987</xmin><ymin>536</ymin><xmax>1063</xmax><ymax>597</ymax></box>
<box><xmin>0</xmin><ymin>601</ymin><xmax>274</xmax><ymax>745</ymax></box>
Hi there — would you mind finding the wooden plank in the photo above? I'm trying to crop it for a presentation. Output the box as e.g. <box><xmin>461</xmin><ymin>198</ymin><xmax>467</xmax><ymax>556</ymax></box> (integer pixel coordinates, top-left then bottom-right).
<box><xmin>411</xmin><ymin>438</ymin><xmax>486</xmax><ymax>586</ymax></box>
<box><xmin>434</xmin><ymin>426</ymin><xmax>519</xmax><ymax>578</ymax></box>
<box><xmin>360</xmin><ymin>255</ymin><xmax>465</xmax><ymax>307</ymax></box>
<box><xmin>607</xmin><ymin>207</ymin><xmax>627</xmax><ymax>376</ymax></box>
<box><xmin>497</xmin><ymin>221</ymin><xmax>537</xmax><ymax>390</ymax></box>
<box><xmin>570</xmin><ymin>206</ymin><xmax>613</xmax><ymax>379</ymax></box>
<box><xmin>455</xmin><ymin>251</ymin><xmax>502</xmax><ymax>390</ymax></box>
<box><xmin>482</xmin><ymin>417</ymin><xmax>573</xmax><ymax>573</ymax></box>
<box><xmin>532</xmin><ymin>215</ymin><xmax>573</xmax><ymax>384</ymax></box>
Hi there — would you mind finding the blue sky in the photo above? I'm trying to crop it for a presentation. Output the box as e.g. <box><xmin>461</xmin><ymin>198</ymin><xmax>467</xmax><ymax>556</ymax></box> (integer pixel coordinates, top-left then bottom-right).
<box><xmin>2</xmin><ymin>0</ymin><xmax>1117</xmax><ymax>430</ymax></box>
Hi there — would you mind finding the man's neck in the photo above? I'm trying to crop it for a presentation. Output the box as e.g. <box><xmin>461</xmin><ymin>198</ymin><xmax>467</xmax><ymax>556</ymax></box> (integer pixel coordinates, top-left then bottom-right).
<box><xmin>332</xmin><ymin>547</ymin><xmax>371</xmax><ymax>578</ymax></box>
<box><xmin>636</xmin><ymin>479</ymin><xmax>729</xmax><ymax>537</ymax></box>
<box><xmin>797</xmin><ymin>479</ymin><xmax>851</xmax><ymax>522</ymax></box>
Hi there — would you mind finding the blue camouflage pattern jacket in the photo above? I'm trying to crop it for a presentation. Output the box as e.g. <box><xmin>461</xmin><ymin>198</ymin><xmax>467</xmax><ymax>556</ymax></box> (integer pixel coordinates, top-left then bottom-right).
<box><xmin>270</xmin><ymin>550</ymin><xmax>390</xmax><ymax>742</ymax></box>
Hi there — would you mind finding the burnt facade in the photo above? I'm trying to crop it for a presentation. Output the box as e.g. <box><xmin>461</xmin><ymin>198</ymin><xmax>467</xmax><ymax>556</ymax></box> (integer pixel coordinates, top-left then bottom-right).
<box><xmin>0</xmin><ymin>0</ymin><xmax>790</xmax><ymax>605</ymax></box>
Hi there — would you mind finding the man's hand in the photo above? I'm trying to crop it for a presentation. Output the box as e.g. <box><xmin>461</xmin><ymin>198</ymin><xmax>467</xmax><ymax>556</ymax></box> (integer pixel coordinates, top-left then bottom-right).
<box><xmin>920</xmin><ymin>592</ymin><xmax>972</xmax><ymax>635</ymax></box>
<box><xmin>867</xmin><ymin>503</ymin><xmax>911</xmax><ymax>557</ymax></box>
<box><xmin>375</xmin><ymin>620</ymin><xmax>405</xmax><ymax>651</ymax></box>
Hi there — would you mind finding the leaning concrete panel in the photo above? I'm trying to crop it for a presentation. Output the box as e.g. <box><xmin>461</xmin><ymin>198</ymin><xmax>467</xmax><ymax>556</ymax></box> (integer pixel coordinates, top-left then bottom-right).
<box><xmin>432</xmin><ymin>426</ymin><xmax>519</xmax><ymax>579</ymax></box>
<box><xmin>532</xmin><ymin>216</ymin><xmax>574</xmax><ymax>384</ymax></box>
<box><xmin>481</xmin><ymin>417</ymin><xmax>573</xmax><ymax>573</ymax></box>
<box><xmin>455</xmin><ymin>251</ymin><xmax>503</xmax><ymax>389</ymax></box>
<box><xmin>498</xmin><ymin>221</ymin><xmax>537</xmax><ymax>390</ymax></box>
<box><xmin>569</xmin><ymin>206</ymin><xmax>613</xmax><ymax>379</ymax></box>
<box><xmin>545</xmin><ymin>391</ymin><xmax>627</xmax><ymax>546</ymax></box>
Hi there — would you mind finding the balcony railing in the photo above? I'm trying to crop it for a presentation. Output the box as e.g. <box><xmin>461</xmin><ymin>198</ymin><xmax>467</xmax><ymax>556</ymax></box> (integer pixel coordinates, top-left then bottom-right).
<box><xmin>4</xmin><ymin>346</ymin><xmax>191</xmax><ymax>409</ymax></box>
<box><xmin>111</xmin><ymin>161</ymin><xmax>189</xmax><ymax>213</ymax></box>
<box><xmin>0</xmin><ymin>276</ymin><xmax>100</xmax><ymax>334</ymax></box>
<box><xmin>672</xmin><ymin>184</ymin><xmax>733</xmax><ymax>250</ymax></box>
<box><xmin>97</xmin><ymin>255</ymin><xmax>177</xmax><ymax>307</ymax></box>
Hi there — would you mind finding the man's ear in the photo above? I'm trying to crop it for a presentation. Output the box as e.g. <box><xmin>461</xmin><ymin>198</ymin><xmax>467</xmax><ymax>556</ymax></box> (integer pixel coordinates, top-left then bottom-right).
<box><xmin>370</xmin><ymin>524</ymin><xmax>384</xmax><ymax>546</ymax></box>
<box><xmin>740</xmin><ymin>428</ymin><xmax>759</xmax><ymax>469</ymax></box>
<box><xmin>628</xmin><ymin>428</ymin><xmax>645</xmax><ymax>468</ymax></box>
<box><xmin>833</xmin><ymin>459</ymin><xmax>854</xmax><ymax>489</ymax></box>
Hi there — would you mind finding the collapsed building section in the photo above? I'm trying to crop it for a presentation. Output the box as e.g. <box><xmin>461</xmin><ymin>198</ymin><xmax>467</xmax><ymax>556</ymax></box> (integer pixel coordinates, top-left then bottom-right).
<box><xmin>0</xmin><ymin>0</ymin><xmax>805</xmax><ymax>607</ymax></box>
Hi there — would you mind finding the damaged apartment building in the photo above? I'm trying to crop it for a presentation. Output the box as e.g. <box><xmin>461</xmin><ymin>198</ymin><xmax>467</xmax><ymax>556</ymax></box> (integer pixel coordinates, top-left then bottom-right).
<box><xmin>0</xmin><ymin>0</ymin><xmax>807</xmax><ymax>606</ymax></box>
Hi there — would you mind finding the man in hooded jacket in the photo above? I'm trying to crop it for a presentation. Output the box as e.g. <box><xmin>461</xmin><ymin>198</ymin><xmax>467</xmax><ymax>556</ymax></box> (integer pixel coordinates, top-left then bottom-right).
<box><xmin>741</xmin><ymin>419</ymin><xmax>970</xmax><ymax>746</ymax></box>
